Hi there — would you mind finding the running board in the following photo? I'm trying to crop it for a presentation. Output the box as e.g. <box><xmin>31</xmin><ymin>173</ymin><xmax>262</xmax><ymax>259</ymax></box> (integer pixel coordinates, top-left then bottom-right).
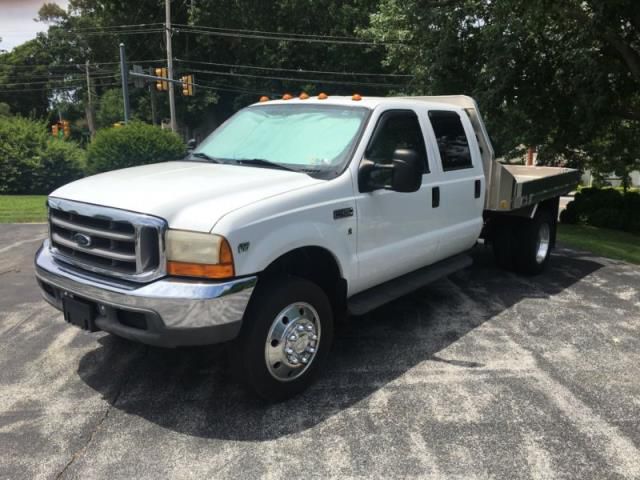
<box><xmin>347</xmin><ymin>253</ymin><xmax>473</xmax><ymax>316</ymax></box>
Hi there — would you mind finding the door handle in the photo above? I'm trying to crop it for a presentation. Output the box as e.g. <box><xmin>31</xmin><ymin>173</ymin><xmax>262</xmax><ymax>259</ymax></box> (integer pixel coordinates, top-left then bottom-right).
<box><xmin>432</xmin><ymin>186</ymin><xmax>440</xmax><ymax>208</ymax></box>
<box><xmin>474</xmin><ymin>179</ymin><xmax>481</xmax><ymax>198</ymax></box>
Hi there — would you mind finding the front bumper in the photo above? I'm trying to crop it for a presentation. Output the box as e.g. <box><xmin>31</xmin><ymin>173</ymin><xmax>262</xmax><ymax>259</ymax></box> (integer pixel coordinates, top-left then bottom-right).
<box><xmin>35</xmin><ymin>241</ymin><xmax>256</xmax><ymax>347</ymax></box>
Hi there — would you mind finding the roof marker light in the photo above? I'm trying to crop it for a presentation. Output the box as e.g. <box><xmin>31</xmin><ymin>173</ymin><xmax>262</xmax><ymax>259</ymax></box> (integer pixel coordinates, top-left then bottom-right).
<box><xmin>318</xmin><ymin>92</ymin><xmax>328</xmax><ymax>100</ymax></box>
<box><xmin>299</xmin><ymin>92</ymin><xmax>309</xmax><ymax>100</ymax></box>
<box><xmin>352</xmin><ymin>93</ymin><xmax>362</xmax><ymax>101</ymax></box>
<box><xmin>259</xmin><ymin>95</ymin><xmax>269</xmax><ymax>102</ymax></box>
<box><xmin>282</xmin><ymin>93</ymin><xmax>293</xmax><ymax>100</ymax></box>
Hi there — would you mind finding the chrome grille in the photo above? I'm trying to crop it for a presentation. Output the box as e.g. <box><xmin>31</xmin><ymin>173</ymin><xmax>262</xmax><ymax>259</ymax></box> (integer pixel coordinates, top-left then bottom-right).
<box><xmin>48</xmin><ymin>198</ymin><xmax>167</xmax><ymax>282</ymax></box>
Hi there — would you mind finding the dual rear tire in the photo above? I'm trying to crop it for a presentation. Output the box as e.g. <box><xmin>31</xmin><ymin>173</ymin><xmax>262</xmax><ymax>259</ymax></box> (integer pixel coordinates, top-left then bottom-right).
<box><xmin>492</xmin><ymin>210</ymin><xmax>553</xmax><ymax>275</ymax></box>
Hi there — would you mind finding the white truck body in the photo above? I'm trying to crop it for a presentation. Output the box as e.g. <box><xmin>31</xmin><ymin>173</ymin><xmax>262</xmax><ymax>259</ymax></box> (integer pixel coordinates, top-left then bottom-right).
<box><xmin>35</xmin><ymin>95</ymin><xmax>579</xmax><ymax>400</ymax></box>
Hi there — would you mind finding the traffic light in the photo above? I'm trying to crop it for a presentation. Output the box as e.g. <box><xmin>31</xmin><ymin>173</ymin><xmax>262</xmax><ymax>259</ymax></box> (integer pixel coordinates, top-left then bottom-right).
<box><xmin>181</xmin><ymin>74</ymin><xmax>195</xmax><ymax>96</ymax></box>
<box><xmin>61</xmin><ymin>120</ymin><xmax>71</xmax><ymax>139</ymax></box>
<box><xmin>154</xmin><ymin>67</ymin><xmax>168</xmax><ymax>91</ymax></box>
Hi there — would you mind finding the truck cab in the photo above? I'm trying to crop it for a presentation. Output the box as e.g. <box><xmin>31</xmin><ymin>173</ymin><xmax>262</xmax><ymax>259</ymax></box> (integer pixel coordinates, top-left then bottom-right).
<box><xmin>35</xmin><ymin>95</ymin><xmax>579</xmax><ymax>401</ymax></box>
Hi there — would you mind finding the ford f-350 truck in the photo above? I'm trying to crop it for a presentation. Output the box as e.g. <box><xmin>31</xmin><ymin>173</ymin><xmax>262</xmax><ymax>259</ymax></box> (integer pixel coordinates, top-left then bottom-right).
<box><xmin>35</xmin><ymin>95</ymin><xmax>579</xmax><ymax>400</ymax></box>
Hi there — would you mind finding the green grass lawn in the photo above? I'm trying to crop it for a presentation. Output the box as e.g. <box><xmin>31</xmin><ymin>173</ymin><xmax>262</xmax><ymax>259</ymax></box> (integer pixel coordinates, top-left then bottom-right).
<box><xmin>557</xmin><ymin>224</ymin><xmax>640</xmax><ymax>265</ymax></box>
<box><xmin>0</xmin><ymin>195</ymin><xmax>48</xmax><ymax>223</ymax></box>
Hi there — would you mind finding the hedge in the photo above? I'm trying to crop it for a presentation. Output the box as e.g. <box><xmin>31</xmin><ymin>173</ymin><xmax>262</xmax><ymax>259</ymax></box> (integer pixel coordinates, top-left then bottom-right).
<box><xmin>0</xmin><ymin>116</ymin><xmax>85</xmax><ymax>194</ymax></box>
<box><xmin>86</xmin><ymin>121</ymin><xmax>186</xmax><ymax>174</ymax></box>
<box><xmin>560</xmin><ymin>187</ymin><xmax>640</xmax><ymax>234</ymax></box>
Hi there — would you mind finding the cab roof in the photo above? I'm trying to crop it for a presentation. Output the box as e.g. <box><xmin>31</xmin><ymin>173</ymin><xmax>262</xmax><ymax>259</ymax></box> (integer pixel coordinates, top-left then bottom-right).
<box><xmin>250</xmin><ymin>95</ymin><xmax>478</xmax><ymax>112</ymax></box>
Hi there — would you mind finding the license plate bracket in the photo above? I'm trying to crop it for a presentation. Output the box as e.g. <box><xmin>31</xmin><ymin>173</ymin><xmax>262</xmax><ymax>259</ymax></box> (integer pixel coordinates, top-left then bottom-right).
<box><xmin>62</xmin><ymin>296</ymin><xmax>98</xmax><ymax>332</ymax></box>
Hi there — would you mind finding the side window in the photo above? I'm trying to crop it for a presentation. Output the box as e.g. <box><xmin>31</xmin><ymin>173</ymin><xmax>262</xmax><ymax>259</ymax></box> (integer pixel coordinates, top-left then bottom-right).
<box><xmin>365</xmin><ymin>110</ymin><xmax>429</xmax><ymax>173</ymax></box>
<box><xmin>428</xmin><ymin>110</ymin><xmax>473</xmax><ymax>171</ymax></box>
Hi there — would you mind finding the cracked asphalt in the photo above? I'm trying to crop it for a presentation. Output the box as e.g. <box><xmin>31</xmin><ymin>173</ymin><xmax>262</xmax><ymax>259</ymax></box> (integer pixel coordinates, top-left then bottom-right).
<box><xmin>1</xmin><ymin>223</ymin><xmax>640</xmax><ymax>479</ymax></box>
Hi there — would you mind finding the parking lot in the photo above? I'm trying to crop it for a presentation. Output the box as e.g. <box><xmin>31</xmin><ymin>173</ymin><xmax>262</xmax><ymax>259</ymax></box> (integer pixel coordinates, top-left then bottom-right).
<box><xmin>1</xmin><ymin>224</ymin><xmax>640</xmax><ymax>479</ymax></box>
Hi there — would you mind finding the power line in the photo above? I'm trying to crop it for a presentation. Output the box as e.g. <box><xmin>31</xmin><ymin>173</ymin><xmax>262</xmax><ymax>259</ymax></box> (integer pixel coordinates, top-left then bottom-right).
<box><xmin>0</xmin><ymin>82</ymin><xmax>121</xmax><ymax>93</ymax></box>
<box><xmin>0</xmin><ymin>59</ymin><xmax>164</xmax><ymax>69</ymax></box>
<box><xmin>184</xmin><ymin>67</ymin><xmax>408</xmax><ymax>88</ymax></box>
<box><xmin>175</xmin><ymin>58</ymin><xmax>413</xmax><ymax>78</ymax></box>
<box><xmin>172</xmin><ymin>23</ymin><xmax>391</xmax><ymax>42</ymax></box>
<box><xmin>175</xmin><ymin>26</ymin><xmax>405</xmax><ymax>47</ymax></box>
<box><xmin>0</xmin><ymin>75</ymin><xmax>116</xmax><ymax>87</ymax></box>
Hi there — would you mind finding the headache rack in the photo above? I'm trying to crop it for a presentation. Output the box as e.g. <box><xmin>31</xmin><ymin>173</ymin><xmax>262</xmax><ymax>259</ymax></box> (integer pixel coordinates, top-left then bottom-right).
<box><xmin>47</xmin><ymin>197</ymin><xmax>167</xmax><ymax>283</ymax></box>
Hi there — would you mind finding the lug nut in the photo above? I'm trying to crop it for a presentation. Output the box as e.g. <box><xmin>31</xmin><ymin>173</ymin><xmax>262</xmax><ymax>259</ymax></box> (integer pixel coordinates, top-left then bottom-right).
<box><xmin>285</xmin><ymin>347</ymin><xmax>294</xmax><ymax>355</ymax></box>
<box><xmin>289</xmin><ymin>334</ymin><xmax>297</xmax><ymax>341</ymax></box>
<box><xmin>306</xmin><ymin>324</ymin><xmax>313</xmax><ymax>331</ymax></box>
<box><xmin>311</xmin><ymin>334</ymin><xmax>318</xmax><ymax>341</ymax></box>
<box><xmin>301</xmin><ymin>356</ymin><xmax>309</xmax><ymax>364</ymax></box>
<box><xmin>306</xmin><ymin>346</ymin><xmax>316</xmax><ymax>354</ymax></box>
<box><xmin>288</xmin><ymin>355</ymin><xmax>299</xmax><ymax>365</ymax></box>
<box><xmin>296</xmin><ymin>325</ymin><xmax>305</xmax><ymax>332</ymax></box>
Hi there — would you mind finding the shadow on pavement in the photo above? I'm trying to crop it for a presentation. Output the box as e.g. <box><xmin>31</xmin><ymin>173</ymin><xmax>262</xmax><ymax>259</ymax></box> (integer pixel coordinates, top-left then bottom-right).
<box><xmin>76</xmin><ymin>247</ymin><xmax>603</xmax><ymax>441</ymax></box>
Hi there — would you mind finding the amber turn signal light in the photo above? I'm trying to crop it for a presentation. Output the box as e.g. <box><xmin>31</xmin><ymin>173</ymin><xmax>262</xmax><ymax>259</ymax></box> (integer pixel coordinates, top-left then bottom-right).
<box><xmin>167</xmin><ymin>261</ymin><xmax>234</xmax><ymax>279</ymax></box>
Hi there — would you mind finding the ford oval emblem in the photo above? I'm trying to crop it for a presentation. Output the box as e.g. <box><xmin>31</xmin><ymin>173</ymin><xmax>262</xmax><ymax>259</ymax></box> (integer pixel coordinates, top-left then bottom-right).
<box><xmin>72</xmin><ymin>232</ymin><xmax>92</xmax><ymax>247</ymax></box>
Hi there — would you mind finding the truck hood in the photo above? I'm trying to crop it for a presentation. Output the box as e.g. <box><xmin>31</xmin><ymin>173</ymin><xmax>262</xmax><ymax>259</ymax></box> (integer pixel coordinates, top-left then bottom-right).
<box><xmin>50</xmin><ymin>161</ymin><xmax>323</xmax><ymax>232</ymax></box>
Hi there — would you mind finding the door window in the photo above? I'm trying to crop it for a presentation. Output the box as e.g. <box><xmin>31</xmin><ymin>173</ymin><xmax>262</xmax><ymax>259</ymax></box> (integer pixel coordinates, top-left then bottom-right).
<box><xmin>366</xmin><ymin>110</ymin><xmax>429</xmax><ymax>172</ymax></box>
<box><xmin>428</xmin><ymin>111</ymin><xmax>473</xmax><ymax>171</ymax></box>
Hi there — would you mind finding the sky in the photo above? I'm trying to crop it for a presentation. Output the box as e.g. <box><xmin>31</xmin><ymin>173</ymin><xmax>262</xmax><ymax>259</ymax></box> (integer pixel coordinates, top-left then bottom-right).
<box><xmin>0</xmin><ymin>0</ymin><xmax>69</xmax><ymax>51</ymax></box>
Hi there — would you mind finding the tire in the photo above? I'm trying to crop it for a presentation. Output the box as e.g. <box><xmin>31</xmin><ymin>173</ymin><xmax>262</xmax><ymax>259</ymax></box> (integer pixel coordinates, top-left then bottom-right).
<box><xmin>230</xmin><ymin>275</ymin><xmax>334</xmax><ymax>402</ymax></box>
<box><xmin>513</xmin><ymin>211</ymin><xmax>553</xmax><ymax>275</ymax></box>
<box><xmin>492</xmin><ymin>221</ymin><xmax>516</xmax><ymax>270</ymax></box>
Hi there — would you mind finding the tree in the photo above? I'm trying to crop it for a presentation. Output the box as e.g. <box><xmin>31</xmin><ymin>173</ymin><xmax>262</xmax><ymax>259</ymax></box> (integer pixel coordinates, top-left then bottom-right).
<box><xmin>363</xmin><ymin>0</ymin><xmax>640</xmax><ymax>171</ymax></box>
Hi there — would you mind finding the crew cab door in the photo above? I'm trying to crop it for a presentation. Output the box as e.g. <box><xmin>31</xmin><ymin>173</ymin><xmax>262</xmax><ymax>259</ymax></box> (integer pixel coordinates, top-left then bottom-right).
<box><xmin>354</xmin><ymin>108</ymin><xmax>440</xmax><ymax>292</ymax></box>
<box><xmin>424</xmin><ymin>109</ymin><xmax>484</xmax><ymax>259</ymax></box>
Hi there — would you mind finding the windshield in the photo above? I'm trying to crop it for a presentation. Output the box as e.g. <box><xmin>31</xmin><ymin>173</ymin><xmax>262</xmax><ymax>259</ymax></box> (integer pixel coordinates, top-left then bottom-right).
<box><xmin>194</xmin><ymin>104</ymin><xmax>369</xmax><ymax>176</ymax></box>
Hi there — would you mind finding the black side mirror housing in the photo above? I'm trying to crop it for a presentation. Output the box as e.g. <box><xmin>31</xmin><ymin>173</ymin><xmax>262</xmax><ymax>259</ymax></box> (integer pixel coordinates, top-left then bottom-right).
<box><xmin>359</xmin><ymin>148</ymin><xmax>422</xmax><ymax>193</ymax></box>
<box><xmin>390</xmin><ymin>148</ymin><xmax>423</xmax><ymax>193</ymax></box>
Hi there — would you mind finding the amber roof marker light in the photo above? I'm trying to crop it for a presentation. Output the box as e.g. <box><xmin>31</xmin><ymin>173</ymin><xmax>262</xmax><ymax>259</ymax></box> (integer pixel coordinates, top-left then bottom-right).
<box><xmin>259</xmin><ymin>95</ymin><xmax>269</xmax><ymax>102</ymax></box>
<box><xmin>352</xmin><ymin>93</ymin><xmax>362</xmax><ymax>101</ymax></box>
<box><xmin>317</xmin><ymin>92</ymin><xmax>328</xmax><ymax>100</ymax></box>
<box><xmin>282</xmin><ymin>93</ymin><xmax>293</xmax><ymax>100</ymax></box>
<box><xmin>299</xmin><ymin>92</ymin><xmax>310</xmax><ymax>100</ymax></box>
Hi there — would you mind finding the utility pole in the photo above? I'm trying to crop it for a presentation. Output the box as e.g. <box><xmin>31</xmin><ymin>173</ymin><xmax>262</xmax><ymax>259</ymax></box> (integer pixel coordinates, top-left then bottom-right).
<box><xmin>119</xmin><ymin>43</ymin><xmax>131</xmax><ymax>123</ymax></box>
<box><xmin>85</xmin><ymin>60</ymin><xmax>96</xmax><ymax>137</ymax></box>
<box><xmin>165</xmin><ymin>0</ymin><xmax>178</xmax><ymax>133</ymax></box>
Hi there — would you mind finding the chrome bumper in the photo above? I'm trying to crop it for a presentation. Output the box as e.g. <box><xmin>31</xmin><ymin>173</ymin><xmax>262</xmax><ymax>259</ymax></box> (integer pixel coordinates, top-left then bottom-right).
<box><xmin>35</xmin><ymin>241</ymin><xmax>256</xmax><ymax>347</ymax></box>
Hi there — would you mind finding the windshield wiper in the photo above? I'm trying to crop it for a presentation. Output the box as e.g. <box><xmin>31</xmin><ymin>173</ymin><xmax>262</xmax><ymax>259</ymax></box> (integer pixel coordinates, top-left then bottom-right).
<box><xmin>233</xmin><ymin>158</ymin><xmax>299</xmax><ymax>172</ymax></box>
<box><xmin>189</xmin><ymin>152</ymin><xmax>223</xmax><ymax>163</ymax></box>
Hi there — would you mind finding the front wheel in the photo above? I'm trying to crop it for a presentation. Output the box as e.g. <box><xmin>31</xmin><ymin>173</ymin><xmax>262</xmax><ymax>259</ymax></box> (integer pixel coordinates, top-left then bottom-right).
<box><xmin>230</xmin><ymin>276</ymin><xmax>334</xmax><ymax>402</ymax></box>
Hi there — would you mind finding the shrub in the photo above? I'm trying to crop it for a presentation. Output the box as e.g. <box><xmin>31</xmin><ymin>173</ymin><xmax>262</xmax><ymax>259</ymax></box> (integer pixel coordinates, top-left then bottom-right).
<box><xmin>562</xmin><ymin>188</ymin><xmax>639</xmax><ymax>234</ymax></box>
<box><xmin>35</xmin><ymin>139</ymin><xmax>86</xmax><ymax>194</ymax></box>
<box><xmin>589</xmin><ymin>208</ymin><xmax>625</xmax><ymax>230</ymax></box>
<box><xmin>87</xmin><ymin>121</ymin><xmax>186</xmax><ymax>174</ymax></box>
<box><xmin>559</xmin><ymin>203</ymin><xmax>578</xmax><ymax>224</ymax></box>
<box><xmin>0</xmin><ymin>115</ymin><xmax>85</xmax><ymax>194</ymax></box>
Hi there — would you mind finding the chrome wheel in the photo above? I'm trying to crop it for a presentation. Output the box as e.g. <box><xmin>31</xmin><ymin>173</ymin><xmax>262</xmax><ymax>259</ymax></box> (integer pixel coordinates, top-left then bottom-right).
<box><xmin>535</xmin><ymin>222</ymin><xmax>551</xmax><ymax>264</ymax></box>
<box><xmin>264</xmin><ymin>302</ymin><xmax>321</xmax><ymax>382</ymax></box>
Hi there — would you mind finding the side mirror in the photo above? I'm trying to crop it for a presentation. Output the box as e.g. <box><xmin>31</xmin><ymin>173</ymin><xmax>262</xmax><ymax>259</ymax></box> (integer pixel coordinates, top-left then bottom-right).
<box><xmin>187</xmin><ymin>138</ymin><xmax>197</xmax><ymax>152</ymax></box>
<box><xmin>359</xmin><ymin>148</ymin><xmax>423</xmax><ymax>193</ymax></box>
<box><xmin>390</xmin><ymin>148</ymin><xmax>423</xmax><ymax>193</ymax></box>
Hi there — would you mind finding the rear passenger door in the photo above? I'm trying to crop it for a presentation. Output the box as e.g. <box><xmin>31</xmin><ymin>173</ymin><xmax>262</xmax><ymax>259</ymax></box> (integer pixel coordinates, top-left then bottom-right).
<box><xmin>425</xmin><ymin>110</ymin><xmax>484</xmax><ymax>259</ymax></box>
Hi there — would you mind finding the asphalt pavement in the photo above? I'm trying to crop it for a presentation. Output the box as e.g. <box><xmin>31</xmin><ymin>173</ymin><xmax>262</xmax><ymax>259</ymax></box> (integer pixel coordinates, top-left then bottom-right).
<box><xmin>1</xmin><ymin>224</ymin><xmax>640</xmax><ymax>479</ymax></box>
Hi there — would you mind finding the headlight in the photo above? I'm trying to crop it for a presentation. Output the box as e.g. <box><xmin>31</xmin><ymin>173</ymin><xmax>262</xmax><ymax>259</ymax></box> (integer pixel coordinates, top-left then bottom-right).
<box><xmin>165</xmin><ymin>230</ymin><xmax>235</xmax><ymax>279</ymax></box>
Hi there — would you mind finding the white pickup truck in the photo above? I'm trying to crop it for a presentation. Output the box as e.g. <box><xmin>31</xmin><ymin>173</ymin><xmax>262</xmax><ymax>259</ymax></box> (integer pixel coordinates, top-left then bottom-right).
<box><xmin>35</xmin><ymin>95</ymin><xmax>579</xmax><ymax>400</ymax></box>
